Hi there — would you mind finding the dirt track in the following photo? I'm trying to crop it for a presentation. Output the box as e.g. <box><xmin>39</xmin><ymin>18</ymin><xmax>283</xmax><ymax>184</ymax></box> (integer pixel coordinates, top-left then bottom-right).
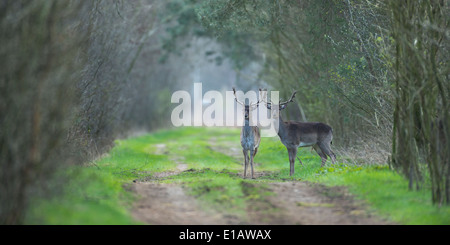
<box><xmin>130</xmin><ymin>178</ymin><xmax>392</xmax><ymax>225</ymax></box>
<box><xmin>129</xmin><ymin>143</ymin><xmax>393</xmax><ymax>225</ymax></box>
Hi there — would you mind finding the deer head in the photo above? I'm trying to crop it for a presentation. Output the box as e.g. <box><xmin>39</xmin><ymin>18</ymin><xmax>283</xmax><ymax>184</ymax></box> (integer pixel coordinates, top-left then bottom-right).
<box><xmin>263</xmin><ymin>90</ymin><xmax>297</xmax><ymax>119</ymax></box>
<box><xmin>232</xmin><ymin>87</ymin><xmax>262</xmax><ymax>121</ymax></box>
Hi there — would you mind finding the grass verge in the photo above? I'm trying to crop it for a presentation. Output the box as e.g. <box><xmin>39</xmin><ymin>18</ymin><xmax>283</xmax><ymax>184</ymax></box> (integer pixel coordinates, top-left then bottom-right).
<box><xmin>313</xmin><ymin>164</ymin><xmax>450</xmax><ymax>225</ymax></box>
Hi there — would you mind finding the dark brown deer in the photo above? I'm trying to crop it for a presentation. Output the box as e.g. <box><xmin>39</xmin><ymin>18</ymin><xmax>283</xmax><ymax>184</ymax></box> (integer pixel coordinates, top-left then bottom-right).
<box><xmin>233</xmin><ymin>88</ymin><xmax>261</xmax><ymax>179</ymax></box>
<box><xmin>263</xmin><ymin>90</ymin><xmax>336</xmax><ymax>176</ymax></box>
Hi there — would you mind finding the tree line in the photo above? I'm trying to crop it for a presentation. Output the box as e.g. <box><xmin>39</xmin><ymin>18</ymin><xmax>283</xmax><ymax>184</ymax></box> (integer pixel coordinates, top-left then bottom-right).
<box><xmin>0</xmin><ymin>0</ymin><xmax>185</xmax><ymax>224</ymax></box>
<box><xmin>163</xmin><ymin>0</ymin><xmax>449</xmax><ymax>206</ymax></box>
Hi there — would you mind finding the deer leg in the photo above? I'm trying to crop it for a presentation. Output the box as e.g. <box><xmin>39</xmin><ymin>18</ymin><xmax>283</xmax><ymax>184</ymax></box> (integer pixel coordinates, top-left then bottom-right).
<box><xmin>329</xmin><ymin>150</ymin><xmax>337</xmax><ymax>165</ymax></box>
<box><xmin>288</xmin><ymin>148</ymin><xmax>297</xmax><ymax>176</ymax></box>
<box><xmin>319</xmin><ymin>142</ymin><xmax>337</xmax><ymax>165</ymax></box>
<box><xmin>253</xmin><ymin>147</ymin><xmax>259</xmax><ymax>179</ymax></box>
<box><xmin>296</xmin><ymin>155</ymin><xmax>304</xmax><ymax>166</ymax></box>
<box><xmin>313</xmin><ymin>144</ymin><xmax>327</xmax><ymax>167</ymax></box>
<box><xmin>243</xmin><ymin>149</ymin><xmax>248</xmax><ymax>178</ymax></box>
<box><xmin>287</xmin><ymin>148</ymin><xmax>293</xmax><ymax>176</ymax></box>
<box><xmin>250</xmin><ymin>149</ymin><xmax>255</xmax><ymax>179</ymax></box>
<box><xmin>331</xmin><ymin>150</ymin><xmax>337</xmax><ymax>164</ymax></box>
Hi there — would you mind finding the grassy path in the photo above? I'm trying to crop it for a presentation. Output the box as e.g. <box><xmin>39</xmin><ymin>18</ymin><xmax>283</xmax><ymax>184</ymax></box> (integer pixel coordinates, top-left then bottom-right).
<box><xmin>26</xmin><ymin>127</ymin><xmax>450</xmax><ymax>224</ymax></box>
<box><xmin>128</xmin><ymin>127</ymin><xmax>389</xmax><ymax>224</ymax></box>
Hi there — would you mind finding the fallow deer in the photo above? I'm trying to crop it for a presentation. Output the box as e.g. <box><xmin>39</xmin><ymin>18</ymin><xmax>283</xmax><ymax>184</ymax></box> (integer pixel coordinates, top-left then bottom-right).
<box><xmin>233</xmin><ymin>88</ymin><xmax>261</xmax><ymax>179</ymax></box>
<box><xmin>263</xmin><ymin>90</ymin><xmax>336</xmax><ymax>176</ymax></box>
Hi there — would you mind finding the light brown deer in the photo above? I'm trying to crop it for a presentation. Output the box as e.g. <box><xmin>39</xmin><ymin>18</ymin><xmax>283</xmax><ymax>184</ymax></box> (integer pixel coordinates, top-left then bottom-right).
<box><xmin>233</xmin><ymin>88</ymin><xmax>261</xmax><ymax>179</ymax></box>
<box><xmin>264</xmin><ymin>90</ymin><xmax>336</xmax><ymax>176</ymax></box>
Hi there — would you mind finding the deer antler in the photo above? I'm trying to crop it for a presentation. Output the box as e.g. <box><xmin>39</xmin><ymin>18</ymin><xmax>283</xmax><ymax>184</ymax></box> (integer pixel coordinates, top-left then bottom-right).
<box><xmin>279</xmin><ymin>91</ymin><xmax>297</xmax><ymax>106</ymax></box>
<box><xmin>259</xmin><ymin>88</ymin><xmax>267</xmax><ymax>101</ymax></box>
<box><xmin>262</xmin><ymin>90</ymin><xmax>297</xmax><ymax>109</ymax></box>
<box><xmin>249</xmin><ymin>88</ymin><xmax>265</xmax><ymax>109</ymax></box>
<box><xmin>233</xmin><ymin>87</ymin><xmax>263</xmax><ymax>109</ymax></box>
<box><xmin>232</xmin><ymin>87</ymin><xmax>244</xmax><ymax>106</ymax></box>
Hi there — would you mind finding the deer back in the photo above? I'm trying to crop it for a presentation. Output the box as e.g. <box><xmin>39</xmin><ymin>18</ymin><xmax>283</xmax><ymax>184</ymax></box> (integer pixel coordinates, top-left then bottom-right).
<box><xmin>281</xmin><ymin>121</ymin><xmax>333</xmax><ymax>147</ymax></box>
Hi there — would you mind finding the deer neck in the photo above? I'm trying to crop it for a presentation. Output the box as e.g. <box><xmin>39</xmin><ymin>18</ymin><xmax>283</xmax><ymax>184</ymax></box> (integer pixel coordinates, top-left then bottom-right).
<box><xmin>244</xmin><ymin>118</ymin><xmax>250</xmax><ymax>127</ymax></box>
<box><xmin>243</xmin><ymin>119</ymin><xmax>253</xmax><ymax>135</ymax></box>
<box><xmin>276</xmin><ymin>115</ymin><xmax>288</xmax><ymax>139</ymax></box>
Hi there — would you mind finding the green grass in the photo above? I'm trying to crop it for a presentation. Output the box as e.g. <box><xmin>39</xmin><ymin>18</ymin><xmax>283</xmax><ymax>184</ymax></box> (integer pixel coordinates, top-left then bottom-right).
<box><xmin>25</xmin><ymin>127</ymin><xmax>450</xmax><ymax>224</ymax></box>
<box><xmin>313</xmin><ymin>165</ymin><xmax>450</xmax><ymax>225</ymax></box>
<box><xmin>25</xmin><ymin>167</ymin><xmax>139</xmax><ymax>225</ymax></box>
